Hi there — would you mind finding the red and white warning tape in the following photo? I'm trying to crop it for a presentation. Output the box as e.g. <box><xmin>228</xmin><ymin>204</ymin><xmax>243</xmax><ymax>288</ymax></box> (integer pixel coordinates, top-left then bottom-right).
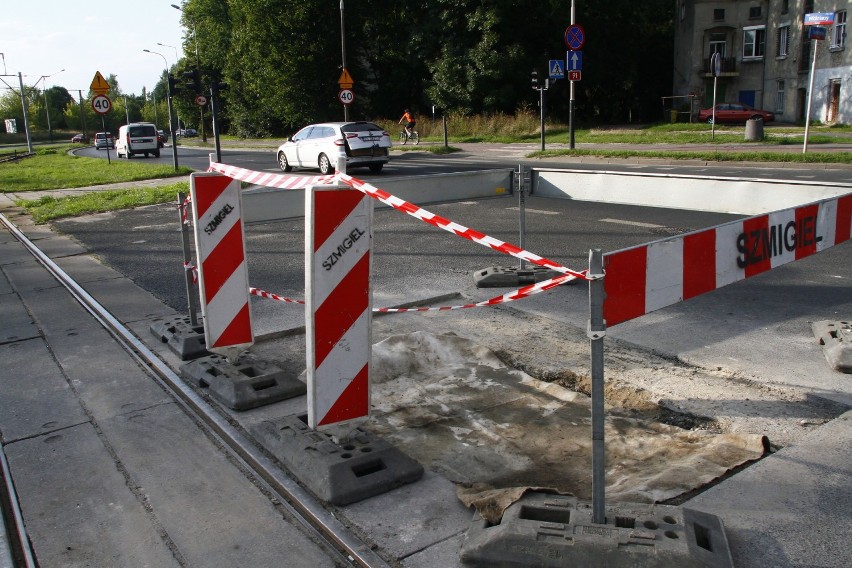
<box><xmin>246</xmin><ymin>272</ymin><xmax>573</xmax><ymax>312</ymax></box>
<box><xmin>206</xmin><ymin>161</ymin><xmax>590</xmax><ymax>282</ymax></box>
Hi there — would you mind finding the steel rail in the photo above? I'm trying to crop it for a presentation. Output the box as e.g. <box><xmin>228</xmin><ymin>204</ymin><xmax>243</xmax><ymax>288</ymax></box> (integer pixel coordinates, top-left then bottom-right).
<box><xmin>0</xmin><ymin>211</ymin><xmax>390</xmax><ymax>568</ymax></box>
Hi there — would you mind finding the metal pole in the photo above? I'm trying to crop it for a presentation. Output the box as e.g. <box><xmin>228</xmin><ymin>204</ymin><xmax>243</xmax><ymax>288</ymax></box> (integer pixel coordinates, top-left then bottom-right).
<box><xmin>340</xmin><ymin>0</ymin><xmax>349</xmax><ymax>121</ymax></box>
<box><xmin>210</xmin><ymin>86</ymin><xmax>222</xmax><ymax>163</ymax></box>
<box><xmin>540</xmin><ymin>84</ymin><xmax>545</xmax><ymax>151</ymax></box>
<box><xmin>803</xmin><ymin>38</ymin><xmax>818</xmax><ymax>154</ymax></box>
<box><xmin>42</xmin><ymin>88</ymin><xmax>52</xmax><ymax>142</ymax></box>
<box><xmin>78</xmin><ymin>90</ymin><xmax>88</xmax><ymax>140</ymax></box>
<box><xmin>518</xmin><ymin>165</ymin><xmax>527</xmax><ymax>270</ymax></box>
<box><xmin>587</xmin><ymin>249</ymin><xmax>606</xmax><ymax>524</ymax></box>
<box><xmin>568</xmin><ymin>0</ymin><xmax>576</xmax><ymax>149</ymax></box>
<box><xmin>17</xmin><ymin>72</ymin><xmax>33</xmax><ymax>153</ymax></box>
<box><xmin>178</xmin><ymin>191</ymin><xmax>200</xmax><ymax>327</ymax></box>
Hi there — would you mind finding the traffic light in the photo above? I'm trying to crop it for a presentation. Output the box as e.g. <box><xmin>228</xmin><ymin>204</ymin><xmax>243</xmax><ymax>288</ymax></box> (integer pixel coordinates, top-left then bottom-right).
<box><xmin>183</xmin><ymin>69</ymin><xmax>201</xmax><ymax>94</ymax></box>
<box><xmin>211</xmin><ymin>81</ymin><xmax>228</xmax><ymax>96</ymax></box>
<box><xmin>167</xmin><ymin>74</ymin><xmax>181</xmax><ymax>96</ymax></box>
<box><xmin>531</xmin><ymin>70</ymin><xmax>539</xmax><ymax>90</ymax></box>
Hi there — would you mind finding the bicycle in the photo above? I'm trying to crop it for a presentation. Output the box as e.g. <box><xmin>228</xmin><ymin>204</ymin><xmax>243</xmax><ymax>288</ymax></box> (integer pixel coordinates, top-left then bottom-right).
<box><xmin>399</xmin><ymin>128</ymin><xmax>420</xmax><ymax>145</ymax></box>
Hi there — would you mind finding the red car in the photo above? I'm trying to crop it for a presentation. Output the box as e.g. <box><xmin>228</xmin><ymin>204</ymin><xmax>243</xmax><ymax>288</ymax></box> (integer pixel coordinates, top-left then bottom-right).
<box><xmin>697</xmin><ymin>103</ymin><xmax>775</xmax><ymax>124</ymax></box>
<box><xmin>71</xmin><ymin>133</ymin><xmax>89</xmax><ymax>143</ymax></box>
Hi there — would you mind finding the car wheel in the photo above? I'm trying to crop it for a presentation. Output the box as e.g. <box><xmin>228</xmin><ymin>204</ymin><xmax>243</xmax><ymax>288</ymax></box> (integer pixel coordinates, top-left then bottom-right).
<box><xmin>318</xmin><ymin>153</ymin><xmax>333</xmax><ymax>175</ymax></box>
<box><xmin>750</xmin><ymin>115</ymin><xmax>763</xmax><ymax>121</ymax></box>
<box><xmin>154</xmin><ymin>150</ymin><xmax>160</xmax><ymax>158</ymax></box>
<box><xmin>278</xmin><ymin>152</ymin><xmax>292</xmax><ymax>172</ymax></box>
<box><xmin>368</xmin><ymin>163</ymin><xmax>383</xmax><ymax>173</ymax></box>
<box><xmin>706</xmin><ymin>117</ymin><xmax>714</xmax><ymax>124</ymax></box>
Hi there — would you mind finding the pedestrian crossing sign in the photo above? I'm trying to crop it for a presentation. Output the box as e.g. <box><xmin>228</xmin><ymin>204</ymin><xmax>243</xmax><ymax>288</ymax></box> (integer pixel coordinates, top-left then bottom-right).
<box><xmin>549</xmin><ymin>59</ymin><xmax>565</xmax><ymax>80</ymax></box>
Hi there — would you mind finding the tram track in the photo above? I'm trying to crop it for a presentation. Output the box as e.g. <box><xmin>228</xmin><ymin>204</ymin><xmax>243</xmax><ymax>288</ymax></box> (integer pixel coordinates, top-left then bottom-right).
<box><xmin>0</xmin><ymin>211</ymin><xmax>391</xmax><ymax>568</ymax></box>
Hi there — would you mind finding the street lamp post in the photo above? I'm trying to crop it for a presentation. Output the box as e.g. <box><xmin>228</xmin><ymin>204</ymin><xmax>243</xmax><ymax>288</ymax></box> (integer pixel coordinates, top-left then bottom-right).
<box><xmin>0</xmin><ymin>72</ymin><xmax>34</xmax><ymax>152</ymax></box>
<box><xmin>172</xmin><ymin>4</ymin><xmax>207</xmax><ymax>142</ymax></box>
<box><xmin>144</xmin><ymin>49</ymin><xmax>179</xmax><ymax>171</ymax></box>
<box><xmin>34</xmin><ymin>68</ymin><xmax>64</xmax><ymax>142</ymax></box>
<box><xmin>157</xmin><ymin>42</ymin><xmax>179</xmax><ymax>62</ymax></box>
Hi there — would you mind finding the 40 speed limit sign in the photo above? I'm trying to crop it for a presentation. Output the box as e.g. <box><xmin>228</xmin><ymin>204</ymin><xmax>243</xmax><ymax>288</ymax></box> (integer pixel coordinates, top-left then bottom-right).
<box><xmin>338</xmin><ymin>89</ymin><xmax>354</xmax><ymax>105</ymax></box>
<box><xmin>91</xmin><ymin>94</ymin><xmax>112</xmax><ymax>114</ymax></box>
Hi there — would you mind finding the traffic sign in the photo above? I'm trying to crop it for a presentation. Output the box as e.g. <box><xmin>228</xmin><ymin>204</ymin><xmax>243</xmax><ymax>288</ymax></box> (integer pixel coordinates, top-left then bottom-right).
<box><xmin>804</xmin><ymin>12</ymin><xmax>834</xmax><ymax>25</ymax></box>
<box><xmin>808</xmin><ymin>26</ymin><xmax>827</xmax><ymax>40</ymax></box>
<box><xmin>195</xmin><ymin>95</ymin><xmax>208</xmax><ymax>106</ymax></box>
<box><xmin>567</xmin><ymin>51</ymin><xmax>583</xmax><ymax>71</ymax></box>
<box><xmin>338</xmin><ymin>68</ymin><xmax>354</xmax><ymax>89</ymax></box>
<box><xmin>90</xmin><ymin>71</ymin><xmax>110</xmax><ymax>95</ymax></box>
<box><xmin>568</xmin><ymin>70</ymin><xmax>582</xmax><ymax>81</ymax></box>
<box><xmin>338</xmin><ymin>89</ymin><xmax>354</xmax><ymax>105</ymax></box>
<box><xmin>91</xmin><ymin>94</ymin><xmax>112</xmax><ymax>114</ymax></box>
<box><xmin>564</xmin><ymin>24</ymin><xmax>586</xmax><ymax>50</ymax></box>
<box><xmin>548</xmin><ymin>60</ymin><xmax>565</xmax><ymax>80</ymax></box>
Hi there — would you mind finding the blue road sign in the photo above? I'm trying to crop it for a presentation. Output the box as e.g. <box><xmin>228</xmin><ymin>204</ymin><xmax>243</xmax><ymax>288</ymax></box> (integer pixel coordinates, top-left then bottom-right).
<box><xmin>567</xmin><ymin>51</ymin><xmax>583</xmax><ymax>72</ymax></box>
<box><xmin>549</xmin><ymin>59</ymin><xmax>565</xmax><ymax>79</ymax></box>
<box><xmin>564</xmin><ymin>24</ymin><xmax>586</xmax><ymax>50</ymax></box>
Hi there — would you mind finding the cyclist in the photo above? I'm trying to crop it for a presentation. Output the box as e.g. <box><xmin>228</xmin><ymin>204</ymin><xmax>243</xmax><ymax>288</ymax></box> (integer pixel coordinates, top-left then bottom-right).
<box><xmin>398</xmin><ymin>109</ymin><xmax>416</xmax><ymax>138</ymax></box>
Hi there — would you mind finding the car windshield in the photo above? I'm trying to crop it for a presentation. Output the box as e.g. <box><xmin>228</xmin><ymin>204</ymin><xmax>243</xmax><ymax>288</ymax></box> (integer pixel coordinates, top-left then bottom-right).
<box><xmin>129</xmin><ymin>125</ymin><xmax>156</xmax><ymax>136</ymax></box>
<box><xmin>342</xmin><ymin>123</ymin><xmax>383</xmax><ymax>133</ymax></box>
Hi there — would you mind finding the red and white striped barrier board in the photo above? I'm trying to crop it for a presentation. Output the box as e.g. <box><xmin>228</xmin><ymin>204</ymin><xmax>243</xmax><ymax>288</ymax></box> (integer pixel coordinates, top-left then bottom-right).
<box><xmin>604</xmin><ymin>193</ymin><xmax>852</xmax><ymax>326</ymax></box>
<box><xmin>305</xmin><ymin>185</ymin><xmax>373</xmax><ymax>431</ymax></box>
<box><xmin>190</xmin><ymin>172</ymin><xmax>254</xmax><ymax>354</ymax></box>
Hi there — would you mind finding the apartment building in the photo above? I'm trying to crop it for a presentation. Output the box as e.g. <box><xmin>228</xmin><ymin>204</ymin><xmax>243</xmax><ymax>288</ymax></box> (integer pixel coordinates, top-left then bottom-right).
<box><xmin>673</xmin><ymin>0</ymin><xmax>849</xmax><ymax>123</ymax></box>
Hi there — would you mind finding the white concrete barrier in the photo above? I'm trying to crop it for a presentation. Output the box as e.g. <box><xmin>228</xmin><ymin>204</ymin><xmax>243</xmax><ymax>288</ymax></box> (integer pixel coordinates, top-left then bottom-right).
<box><xmin>241</xmin><ymin>169</ymin><xmax>514</xmax><ymax>224</ymax></box>
<box><xmin>533</xmin><ymin>168</ymin><xmax>852</xmax><ymax>215</ymax></box>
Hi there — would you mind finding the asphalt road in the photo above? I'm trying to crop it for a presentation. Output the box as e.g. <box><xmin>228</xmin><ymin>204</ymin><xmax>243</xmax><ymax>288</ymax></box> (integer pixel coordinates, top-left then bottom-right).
<box><xmin>75</xmin><ymin>141</ymin><xmax>852</xmax><ymax>184</ymax></box>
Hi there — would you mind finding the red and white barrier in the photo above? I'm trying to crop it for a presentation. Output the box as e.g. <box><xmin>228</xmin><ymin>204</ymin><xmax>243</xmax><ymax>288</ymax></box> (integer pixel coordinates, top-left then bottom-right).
<box><xmin>305</xmin><ymin>184</ymin><xmax>373</xmax><ymax>431</ymax></box>
<box><xmin>604</xmin><ymin>193</ymin><xmax>852</xmax><ymax>326</ymax></box>
<box><xmin>190</xmin><ymin>172</ymin><xmax>254</xmax><ymax>355</ymax></box>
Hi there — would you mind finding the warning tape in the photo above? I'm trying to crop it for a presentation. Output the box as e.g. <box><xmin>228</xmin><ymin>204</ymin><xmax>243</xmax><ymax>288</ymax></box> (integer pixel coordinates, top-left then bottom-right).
<box><xmin>247</xmin><ymin>273</ymin><xmax>574</xmax><ymax>312</ymax></box>
<box><xmin>206</xmin><ymin>161</ymin><xmax>590</xmax><ymax>282</ymax></box>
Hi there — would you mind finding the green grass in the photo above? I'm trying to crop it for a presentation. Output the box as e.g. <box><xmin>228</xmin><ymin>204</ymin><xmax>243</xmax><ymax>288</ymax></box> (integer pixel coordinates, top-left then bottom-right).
<box><xmin>0</xmin><ymin>145</ymin><xmax>191</xmax><ymax>193</ymax></box>
<box><xmin>16</xmin><ymin>182</ymin><xmax>189</xmax><ymax>223</ymax></box>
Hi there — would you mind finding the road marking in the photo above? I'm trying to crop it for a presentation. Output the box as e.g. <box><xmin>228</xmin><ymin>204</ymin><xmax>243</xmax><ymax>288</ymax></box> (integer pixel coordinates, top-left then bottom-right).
<box><xmin>600</xmin><ymin>218</ymin><xmax>666</xmax><ymax>229</ymax></box>
<box><xmin>506</xmin><ymin>207</ymin><xmax>560</xmax><ymax>215</ymax></box>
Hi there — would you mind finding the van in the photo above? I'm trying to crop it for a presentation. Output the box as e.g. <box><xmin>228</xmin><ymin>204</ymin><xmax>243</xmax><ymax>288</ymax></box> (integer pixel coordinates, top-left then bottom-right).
<box><xmin>116</xmin><ymin>122</ymin><xmax>160</xmax><ymax>158</ymax></box>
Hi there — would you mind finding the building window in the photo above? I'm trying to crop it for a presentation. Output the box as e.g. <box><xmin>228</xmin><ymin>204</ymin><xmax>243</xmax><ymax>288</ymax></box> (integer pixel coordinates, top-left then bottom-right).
<box><xmin>743</xmin><ymin>26</ymin><xmax>766</xmax><ymax>58</ymax></box>
<box><xmin>775</xmin><ymin>80</ymin><xmax>785</xmax><ymax>113</ymax></box>
<box><xmin>832</xmin><ymin>10</ymin><xmax>847</xmax><ymax>48</ymax></box>
<box><xmin>781</xmin><ymin>0</ymin><xmax>789</xmax><ymax>15</ymax></box>
<box><xmin>777</xmin><ymin>25</ymin><xmax>790</xmax><ymax>57</ymax></box>
<box><xmin>714</xmin><ymin>9</ymin><xmax>725</xmax><ymax>21</ymax></box>
<box><xmin>749</xmin><ymin>6</ymin><xmax>762</xmax><ymax>19</ymax></box>
<box><xmin>710</xmin><ymin>32</ymin><xmax>728</xmax><ymax>57</ymax></box>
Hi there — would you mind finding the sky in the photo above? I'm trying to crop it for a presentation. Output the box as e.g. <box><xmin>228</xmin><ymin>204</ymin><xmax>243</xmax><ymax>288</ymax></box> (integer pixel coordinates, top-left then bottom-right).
<box><xmin>2</xmin><ymin>1</ymin><xmax>187</xmax><ymax>96</ymax></box>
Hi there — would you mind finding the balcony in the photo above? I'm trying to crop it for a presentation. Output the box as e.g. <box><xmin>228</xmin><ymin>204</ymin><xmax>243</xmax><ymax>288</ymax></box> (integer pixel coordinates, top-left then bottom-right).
<box><xmin>702</xmin><ymin>56</ymin><xmax>738</xmax><ymax>76</ymax></box>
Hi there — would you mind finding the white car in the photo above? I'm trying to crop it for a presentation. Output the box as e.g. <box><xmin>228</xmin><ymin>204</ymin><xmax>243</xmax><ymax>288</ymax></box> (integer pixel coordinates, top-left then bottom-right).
<box><xmin>276</xmin><ymin>121</ymin><xmax>391</xmax><ymax>175</ymax></box>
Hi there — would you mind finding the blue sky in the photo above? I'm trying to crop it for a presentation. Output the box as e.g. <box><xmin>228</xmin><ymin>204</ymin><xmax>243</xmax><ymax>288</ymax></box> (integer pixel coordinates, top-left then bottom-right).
<box><xmin>2</xmin><ymin>1</ymin><xmax>186</xmax><ymax>96</ymax></box>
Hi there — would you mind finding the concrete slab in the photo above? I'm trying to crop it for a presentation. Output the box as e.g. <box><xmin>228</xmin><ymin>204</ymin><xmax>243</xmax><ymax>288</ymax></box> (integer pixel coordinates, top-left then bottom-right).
<box><xmin>0</xmin><ymin>269</ymin><xmax>11</xmax><ymax>295</ymax></box>
<box><xmin>342</xmin><ymin>470</ymin><xmax>471</xmax><ymax>560</ymax></box>
<box><xmin>0</xmin><ymin>338</ymin><xmax>89</xmax><ymax>443</ymax></box>
<box><xmin>100</xmin><ymin>403</ymin><xmax>338</xmax><ymax>568</ymax></box>
<box><xmin>685</xmin><ymin>410</ymin><xmax>852</xmax><ymax>568</ymax></box>
<box><xmin>4</xmin><ymin>423</ymin><xmax>180</xmax><ymax>567</ymax></box>
<box><xmin>0</xmin><ymin>240</ymin><xmax>37</xmax><ymax>267</ymax></box>
<box><xmin>0</xmin><ymin>292</ymin><xmax>39</xmax><ymax>344</ymax></box>
<box><xmin>24</xmin><ymin>234</ymin><xmax>87</xmax><ymax>258</ymax></box>
<box><xmin>402</xmin><ymin>533</ymin><xmax>465</xmax><ymax>568</ymax></box>
<box><xmin>53</xmin><ymin>253</ymin><xmax>126</xmax><ymax>284</ymax></box>
<box><xmin>72</xmin><ymin>276</ymin><xmax>176</xmax><ymax>323</ymax></box>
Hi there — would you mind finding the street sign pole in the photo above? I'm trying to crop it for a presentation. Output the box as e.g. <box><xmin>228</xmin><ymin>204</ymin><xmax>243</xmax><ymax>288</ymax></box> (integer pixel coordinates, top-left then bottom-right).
<box><xmin>569</xmin><ymin>1</ymin><xmax>575</xmax><ymax>149</ymax></box>
<box><xmin>711</xmin><ymin>53</ymin><xmax>719</xmax><ymax>140</ymax></box>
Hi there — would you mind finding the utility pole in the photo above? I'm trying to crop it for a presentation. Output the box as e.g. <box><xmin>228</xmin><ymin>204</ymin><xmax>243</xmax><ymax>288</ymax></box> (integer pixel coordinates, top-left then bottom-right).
<box><xmin>340</xmin><ymin>0</ymin><xmax>349</xmax><ymax>121</ymax></box>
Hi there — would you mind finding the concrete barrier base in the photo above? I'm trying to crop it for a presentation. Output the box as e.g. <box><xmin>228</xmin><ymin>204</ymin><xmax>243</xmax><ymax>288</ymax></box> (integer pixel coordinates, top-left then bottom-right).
<box><xmin>180</xmin><ymin>353</ymin><xmax>306</xmax><ymax>410</ymax></box>
<box><xmin>149</xmin><ymin>315</ymin><xmax>208</xmax><ymax>360</ymax></box>
<box><xmin>251</xmin><ymin>414</ymin><xmax>424</xmax><ymax>506</ymax></box>
<box><xmin>472</xmin><ymin>265</ymin><xmax>566</xmax><ymax>288</ymax></box>
<box><xmin>811</xmin><ymin>320</ymin><xmax>852</xmax><ymax>373</ymax></box>
<box><xmin>460</xmin><ymin>492</ymin><xmax>733</xmax><ymax>568</ymax></box>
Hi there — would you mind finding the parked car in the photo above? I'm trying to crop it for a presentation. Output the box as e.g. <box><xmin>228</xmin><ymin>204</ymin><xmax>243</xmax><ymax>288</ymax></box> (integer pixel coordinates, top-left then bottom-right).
<box><xmin>176</xmin><ymin>128</ymin><xmax>197</xmax><ymax>138</ymax></box>
<box><xmin>71</xmin><ymin>133</ymin><xmax>88</xmax><ymax>143</ymax></box>
<box><xmin>94</xmin><ymin>132</ymin><xmax>114</xmax><ymax>149</ymax></box>
<box><xmin>697</xmin><ymin>103</ymin><xmax>775</xmax><ymax>124</ymax></box>
<box><xmin>157</xmin><ymin>129</ymin><xmax>167</xmax><ymax>147</ymax></box>
<box><xmin>276</xmin><ymin>121</ymin><xmax>392</xmax><ymax>175</ymax></box>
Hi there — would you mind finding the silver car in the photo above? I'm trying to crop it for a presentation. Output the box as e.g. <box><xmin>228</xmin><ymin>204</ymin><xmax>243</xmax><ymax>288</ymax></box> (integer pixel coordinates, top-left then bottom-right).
<box><xmin>276</xmin><ymin>122</ymin><xmax>392</xmax><ymax>175</ymax></box>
